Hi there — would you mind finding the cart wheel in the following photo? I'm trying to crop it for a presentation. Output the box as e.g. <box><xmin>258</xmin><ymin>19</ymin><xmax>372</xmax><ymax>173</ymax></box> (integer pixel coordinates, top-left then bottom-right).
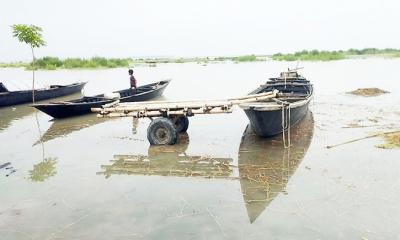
<box><xmin>147</xmin><ymin>117</ymin><xmax>177</xmax><ymax>145</ymax></box>
<box><xmin>174</xmin><ymin>116</ymin><xmax>189</xmax><ymax>133</ymax></box>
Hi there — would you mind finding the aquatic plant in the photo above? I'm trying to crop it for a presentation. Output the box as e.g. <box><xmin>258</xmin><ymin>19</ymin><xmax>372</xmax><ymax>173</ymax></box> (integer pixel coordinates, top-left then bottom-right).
<box><xmin>12</xmin><ymin>24</ymin><xmax>46</xmax><ymax>102</ymax></box>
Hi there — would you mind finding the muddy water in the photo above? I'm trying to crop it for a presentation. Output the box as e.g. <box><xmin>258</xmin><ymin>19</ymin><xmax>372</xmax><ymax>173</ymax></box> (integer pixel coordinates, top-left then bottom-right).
<box><xmin>1</xmin><ymin>59</ymin><xmax>400</xmax><ymax>239</ymax></box>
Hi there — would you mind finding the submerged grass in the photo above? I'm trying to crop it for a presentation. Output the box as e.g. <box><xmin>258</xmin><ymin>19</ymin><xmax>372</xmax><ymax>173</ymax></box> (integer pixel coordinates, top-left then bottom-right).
<box><xmin>377</xmin><ymin>132</ymin><xmax>400</xmax><ymax>149</ymax></box>
<box><xmin>347</xmin><ymin>88</ymin><xmax>389</xmax><ymax>97</ymax></box>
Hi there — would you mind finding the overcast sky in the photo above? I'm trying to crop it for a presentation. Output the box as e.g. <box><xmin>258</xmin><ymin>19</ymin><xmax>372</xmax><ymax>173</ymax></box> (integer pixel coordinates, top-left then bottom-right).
<box><xmin>0</xmin><ymin>0</ymin><xmax>399</xmax><ymax>61</ymax></box>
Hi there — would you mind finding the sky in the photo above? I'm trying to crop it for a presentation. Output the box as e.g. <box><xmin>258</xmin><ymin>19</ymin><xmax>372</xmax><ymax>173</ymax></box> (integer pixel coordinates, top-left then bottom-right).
<box><xmin>0</xmin><ymin>0</ymin><xmax>399</xmax><ymax>61</ymax></box>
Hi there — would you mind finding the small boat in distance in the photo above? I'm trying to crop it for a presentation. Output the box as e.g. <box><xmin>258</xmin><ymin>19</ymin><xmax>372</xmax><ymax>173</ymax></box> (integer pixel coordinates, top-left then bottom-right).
<box><xmin>0</xmin><ymin>82</ymin><xmax>86</xmax><ymax>107</ymax></box>
<box><xmin>239</xmin><ymin>69</ymin><xmax>313</xmax><ymax>137</ymax></box>
<box><xmin>33</xmin><ymin>80</ymin><xmax>171</xmax><ymax>118</ymax></box>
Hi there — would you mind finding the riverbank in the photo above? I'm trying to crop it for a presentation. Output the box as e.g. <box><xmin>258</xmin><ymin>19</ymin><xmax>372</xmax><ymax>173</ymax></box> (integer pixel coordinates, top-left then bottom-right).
<box><xmin>2</xmin><ymin>48</ymin><xmax>399</xmax><ymax>71</ymax></box>
<box><xmin>0</xmin><ymin>55</ymin><xmax>265</xmax><ymax>70</ymax></box>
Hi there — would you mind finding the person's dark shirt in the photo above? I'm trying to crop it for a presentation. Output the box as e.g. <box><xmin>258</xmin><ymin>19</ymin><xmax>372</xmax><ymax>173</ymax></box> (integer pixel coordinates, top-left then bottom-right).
<box><xmin>130</xmin><ymin>75</ymin><xmax>137</xmax><ymax>88</ymax></box>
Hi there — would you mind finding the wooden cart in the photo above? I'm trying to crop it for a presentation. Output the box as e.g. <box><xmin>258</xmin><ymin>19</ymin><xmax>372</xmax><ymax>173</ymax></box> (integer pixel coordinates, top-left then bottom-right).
<box><xmin>92</xmin><ymin>90</ymin><xmax>278</xmax><ymax>145</ymax></box>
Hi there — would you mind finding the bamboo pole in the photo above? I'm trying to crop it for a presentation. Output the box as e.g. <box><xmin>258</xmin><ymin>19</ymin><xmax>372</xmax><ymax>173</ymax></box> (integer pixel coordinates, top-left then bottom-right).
<box><xmin>92</xmin><ymin>90</ymin><xmax>277</xmax><ymax>112</ymax></box>
<box><xmin>98</xmin><ymin>106</ymin><xmax>234</xmax><ymax>118</ymax></box>
<box><xmin>326</xmin><ymin>130</ymin><xmax>400</xmax><ymax>149</ymax></box>
<box><xmin>92</xmin><ymin>91</ymin><xmax>277</xmax><ymax>114</ymax></box>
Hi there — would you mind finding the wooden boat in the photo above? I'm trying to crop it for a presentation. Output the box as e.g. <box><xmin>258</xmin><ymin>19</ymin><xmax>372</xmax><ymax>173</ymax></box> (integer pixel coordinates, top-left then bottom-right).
<box><xmin>239</xmin><ymin>70</ymin><xmax>313</xmax><ymax>137</ymax></box>
<box><xmin>0</xmin><ymin>82</ymin><xmax>86</xmax><ymax>107</ymax></box>
<box><xmin>238</xmin><ymin>111</ymin><xmax>314</xmax><ymax>223</ymax></box>
<box><xmin>33</xmin><ymin>80</ymin><xmax>171</xmax><ymax>118</ymax></box>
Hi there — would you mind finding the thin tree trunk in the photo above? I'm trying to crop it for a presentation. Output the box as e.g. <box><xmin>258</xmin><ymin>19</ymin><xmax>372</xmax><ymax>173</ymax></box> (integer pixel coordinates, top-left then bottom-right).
<box><xmin>31</xmin><ymin>46</ymin><xmax>36</xmax><ymax>103</ymax></box>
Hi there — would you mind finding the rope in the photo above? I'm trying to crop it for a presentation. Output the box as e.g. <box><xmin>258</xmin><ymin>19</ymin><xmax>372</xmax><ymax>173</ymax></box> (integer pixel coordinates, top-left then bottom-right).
<box><xmin>281</xmin><ymin>102</ymin><xmax>291</xmax><ymax>149</ymax></box>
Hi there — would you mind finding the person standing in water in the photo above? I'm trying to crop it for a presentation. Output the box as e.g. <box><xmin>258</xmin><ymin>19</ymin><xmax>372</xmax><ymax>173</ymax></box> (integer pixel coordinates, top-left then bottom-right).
<box><xmin>129</xmin><ymin>69</ymin><xmax>137</xmax><ymax>91</ymax></box>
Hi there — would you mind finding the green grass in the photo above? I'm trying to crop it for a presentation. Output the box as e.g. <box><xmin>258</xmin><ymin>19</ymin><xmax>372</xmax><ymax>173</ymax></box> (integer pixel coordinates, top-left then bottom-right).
<box><xmin>346</xmin><ymin>48</ymin><xmax>400</xmax><ymax>55</ymax></box>
<box><xmin>232</xmin><ymin>54</ymin><xmax>258</xmax><ymax>62</ymax></box>
<box><xmin>22</xmin><ymin>57</ymin><xmax>132</xmax><ymax>70</ymax></box>
<box><xmin>272</xmin><ymin>48</ymin><xmax>400</xmax><ymax>61</ymax></box>
<box><xmin>272</xmin><ymin>50</ymin><xmax>346</xmax><ymax>61</ymax></box>
<box><xmin>0</xmin><ymin>61</ymin><xmax>28</xmax><ymax>68</ymax></box>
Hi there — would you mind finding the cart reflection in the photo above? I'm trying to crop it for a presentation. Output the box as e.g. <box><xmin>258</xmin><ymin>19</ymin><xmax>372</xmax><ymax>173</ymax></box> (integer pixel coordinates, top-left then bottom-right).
<box><xmin>97</xmin><ymin>133</ymin><xmax>233</xmax><ymax>178</ymax></box>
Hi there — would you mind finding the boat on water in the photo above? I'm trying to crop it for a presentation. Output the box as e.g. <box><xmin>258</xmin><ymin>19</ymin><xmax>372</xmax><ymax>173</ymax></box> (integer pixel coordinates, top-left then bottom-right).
<box><xmin>238</xmin><ymin>111</ymin><xmax>314</xmax><ymax>223</ymax></box>
<box><xmin>33</xmin><ymin>80</ymin><xmax>171</xmax><ymax>118</ymax></box>
<box><xmin>239</xmin><ymin>69</ymin><xmax>313</xmax><ymax>137</ymax></box>
<box><xmin>0</xmin><ymin>82</ymin><xmax>86</xmax><ymax>107</ymax></box>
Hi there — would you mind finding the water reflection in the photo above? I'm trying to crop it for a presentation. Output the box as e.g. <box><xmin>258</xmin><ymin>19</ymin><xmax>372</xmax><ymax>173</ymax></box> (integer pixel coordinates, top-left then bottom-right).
<box><xmin>36</xmin><ymin>114</ymin><xmax>139</xmax><ymax>145</ymax></box>
<box><xmin>97</xmin><ymin>113</ymin><xmax>314</xmax><ymax>224</ymax></box>
<box><xmin>97</xmin><ymin>133</ymin><xmax>233</xmax><ymax>178</ymax></box>
<box><xmin>238</xmin><ymin>112</ymin><xmax>314</xmax><ymax>223</ymax></box>
<box><xmin>0</xmin><ymin>162</ymin><xmax>17</xmax><ymax>177</ymax></box>
<box><xmin>0</xmin><ymin>92</ymin><xmax>83</xmax><ymax>131</ymax></box>
<box><xmin>35</xmin><ymin>114</ymin><xmax>109</xmax><ymax>144</ymax></box>
<box><xmin>29</xmin><ymin>157</ymin><xmax>58</xmax><ymax>182</ymax></box>
<box><xmin>0</xmin><ymin>104</ymin><xmax>35</xmax><ymax>131</ymax></box>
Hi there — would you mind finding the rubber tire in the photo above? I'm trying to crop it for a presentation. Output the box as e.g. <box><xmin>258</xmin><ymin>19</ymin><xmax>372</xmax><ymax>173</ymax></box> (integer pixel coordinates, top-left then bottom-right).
<box><xmin>147</xmin><ymin>117</ymin><xmax>177</xmax><ymax>145</ymax></box>
<box><xmin>174</xmin><ymin>116</ymin><xmax>189</xmax><ymax>133</ymax></box>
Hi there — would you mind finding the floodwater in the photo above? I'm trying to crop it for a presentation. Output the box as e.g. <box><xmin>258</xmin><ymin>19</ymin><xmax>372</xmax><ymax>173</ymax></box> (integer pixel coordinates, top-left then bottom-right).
<box><xmin>1</xmin><ymin>59</ymin><xmax>400</xmax><ymax>240</ymax></box>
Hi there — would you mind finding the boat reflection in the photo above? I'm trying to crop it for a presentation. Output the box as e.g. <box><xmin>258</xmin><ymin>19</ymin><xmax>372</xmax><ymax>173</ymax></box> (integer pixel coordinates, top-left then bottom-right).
<box><xmin>0</xmin><ymin>92</ymin><xmax>83</xmax><ymax>132</ymax></box>
<box><xmin>35</xmin><ymin>96</ymin><xmax>167</xmax><ymax>144</ymax></box>
<box><xmin>97</xmin><ymin>112</ymin><xmax>313</xmax><ymax>223</ymax></box>
<box><xmin>97</xmin><ymin>133</ymin><xmax>233</xmax><ymax>178</ymax></box>
<box><xmin>238</xmin><ymin>111</ymin><xmax>314</xmax><ymax>223</ymax></box>
<box><xmin>0</xmin><ymin>104</ymin><xmax>35</xmax><ymax>131</ymax></box>
<box><xmin>35</xmin><ymin>114</ymin><xmax>110</xmax><ymax>145</ymax></box>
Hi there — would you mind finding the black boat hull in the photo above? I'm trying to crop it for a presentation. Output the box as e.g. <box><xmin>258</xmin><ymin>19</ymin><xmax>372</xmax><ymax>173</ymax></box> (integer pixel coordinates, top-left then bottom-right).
<box><xmin>34</xmin><ymin>80</ymin><xmax>170</xmax><ymax>118</ymax></box>
<box><xmin>34</xmin><ymin>100</ymin><xmax>111</xmax><ymax>118</ymax></box>
<box><xmin>240</xmin><ymin>70</ymin><xmax>313</xmax><ymax>138</ymax></box>
<box><xmin>243</xmin><ymin>100</ymin><xmax>310</xmax><ymax>137</ymax></box>
<box><xmin>0</xmin><ymin>82</ymin><xmax>86</xmax><ymax>107</ymax></box>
